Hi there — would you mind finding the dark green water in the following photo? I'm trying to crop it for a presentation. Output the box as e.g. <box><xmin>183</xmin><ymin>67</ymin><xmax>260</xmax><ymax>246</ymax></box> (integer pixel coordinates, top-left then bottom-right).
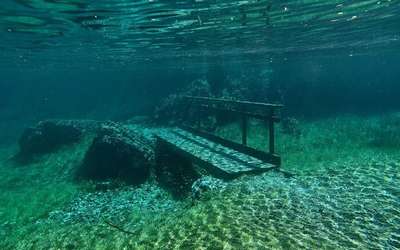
<box><xmin>0</xmin><ymin>1</ymin><xmax>399</xmax><ymax>249</ymax></box>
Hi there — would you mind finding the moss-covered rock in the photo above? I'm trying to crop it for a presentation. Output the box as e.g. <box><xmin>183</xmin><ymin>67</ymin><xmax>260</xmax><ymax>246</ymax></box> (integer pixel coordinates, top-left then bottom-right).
<box><xmin>78</xmin><ymin>122</ymin><xmax>154</xmax><ymax>185</ymax></box>
<box><xmin>15</xmin><ymin>120</ymin><xmax>83</xmax><ymax>163</ymax></box>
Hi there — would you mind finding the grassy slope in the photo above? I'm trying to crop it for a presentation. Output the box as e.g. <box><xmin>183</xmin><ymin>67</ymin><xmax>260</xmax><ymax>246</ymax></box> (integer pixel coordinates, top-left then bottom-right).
<box><xmin>0</xmin><ymin>137</ymin><xmax>93</xmax><ymax>249</ymax></box>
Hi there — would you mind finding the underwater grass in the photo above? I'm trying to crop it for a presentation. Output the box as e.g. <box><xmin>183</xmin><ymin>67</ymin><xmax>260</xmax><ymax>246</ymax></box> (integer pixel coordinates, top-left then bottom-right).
<box><xmin>0</xmin><ymin>136</ymin><xmax>93</xmax><ymax>249</ymax></box>
<box><xmin>0</xmin><ymin>113</ymin><xmax>399</xmax><ymax>249</ymax></box>
<box><xmin>216</xmin><ymin>113</ymin><xmax>400</xmax><ymax>172</ymax></box>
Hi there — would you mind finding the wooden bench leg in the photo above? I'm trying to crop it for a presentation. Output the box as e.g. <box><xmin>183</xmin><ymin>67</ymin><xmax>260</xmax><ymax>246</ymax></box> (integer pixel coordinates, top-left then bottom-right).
<box><xmin>241</xmin><ymin>115</ymin><xmax>247</xmax><ymax>146</ymax></box>
<box><xmin>269</xmin><ymin>119</ymin><xmax>275</xmax><ymax>154</ymax></box>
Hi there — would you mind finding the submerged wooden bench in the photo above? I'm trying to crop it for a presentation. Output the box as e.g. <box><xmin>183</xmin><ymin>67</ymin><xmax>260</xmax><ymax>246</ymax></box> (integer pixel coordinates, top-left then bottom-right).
<box><xmin>155</xmin><ymin>96</ymin><xmax>283</xmax><ymax>179</ymax></box>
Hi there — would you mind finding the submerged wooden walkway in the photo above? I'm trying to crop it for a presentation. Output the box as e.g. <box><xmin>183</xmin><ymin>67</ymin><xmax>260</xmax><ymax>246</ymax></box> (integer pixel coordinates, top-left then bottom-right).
<box><xmin>156</xmin><ymin>128</ymin><xmax>277</xmax><ymax>179</ymax></box>
<box><xmin>154</xmin><ymin>96</ymin><xmax>283</xmax><ymax>179</ymax></box>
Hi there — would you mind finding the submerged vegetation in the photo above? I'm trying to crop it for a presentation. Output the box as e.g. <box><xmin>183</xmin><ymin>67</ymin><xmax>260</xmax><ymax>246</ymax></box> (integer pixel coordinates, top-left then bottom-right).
<box><xmin>368</xmin><ymin>113</ymin><xmax>400</xmax><ymax>148</ymax></box>
<box><xmin>1</xmin><ymin>1</ymin><xmax>400</xmax><ymax>249</ymax></box>
<box><xmin>1</xmin><ymin>113</ymin><xmax>399</xmax><ymax>249</ymax></box>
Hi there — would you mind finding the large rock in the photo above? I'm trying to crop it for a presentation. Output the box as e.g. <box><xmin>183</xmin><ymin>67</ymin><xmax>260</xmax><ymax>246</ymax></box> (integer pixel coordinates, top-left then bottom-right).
<box><xmin>16</xmin><ymin>120</ymin><xmax>83</xmax><ymax>162</ymax></box>
<box><xmin>78</xmin><ymin>122</ymin><xmax>154</xmax><ymax>185</ymax></box>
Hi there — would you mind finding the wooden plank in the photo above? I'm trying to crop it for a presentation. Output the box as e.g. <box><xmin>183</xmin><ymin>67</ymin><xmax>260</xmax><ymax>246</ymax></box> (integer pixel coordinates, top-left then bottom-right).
<box><xmin>241</xmin><ymin>115</ymin><xmax>247</xmax><ymax>146</ymax></box>
<box><xmin>182</xmin><ymin>126</ymin><xmax>281</xmax><ymax>166</ymax></box>
<box><xmin>183</xmin><ymin>96</ymin><xmax>284</xmax><ymax>109</ymax></box>
<box><xmin>269</xmin><ymin>115</ymin><xmax>275</xmax><ymax>154</ymax></box>
<box><xmin>156</xmin><ymin>137</ymin><xmax>239</xmax><ymax>179</ymax></box>
<box><xmin>155</xmin><ymin>128</ymin><xmax>277</xmax><ymax>179</ymax></box>
<box><xmin>181</xmin><ymin>96</ymin><xmax>282</xmax><ymax>161</ymax></box>
<box><xmin>198</xmin><ymin>104</ymin><xmax>281</xmax><ymax>122</ymax></box>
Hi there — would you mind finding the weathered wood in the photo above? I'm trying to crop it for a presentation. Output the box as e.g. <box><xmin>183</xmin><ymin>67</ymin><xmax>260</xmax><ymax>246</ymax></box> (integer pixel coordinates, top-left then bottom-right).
<box><xmin>241</xmin><ymin>115</ymin><xmax>248</xmax><ymax>146</ymax></box>
<box><xmin>180</xmin><ymin>96</ymin><xmax>283</xmax><ymax>168</ymax></box>
<box><xmin>155</xmin><ymin>128</ymin><xmax>278</xmax><ymax>179</ymax></box>
<box><xmin>269</xmin><ymin>118</ymin><xmax>275</xmax><ymax>154</ymax></box>
<box><xmin>183</xmin><ymin>96</ymin><xmax>283</xmax><ymax>109</ymax></box>
<box><xmin>198</xmin><ymin>104</ymin><xmax>281</xmax><ymax>122</ymax></box>
<box><xmin>183</xmin><ymin>126</ymin><xmax>281</xmax><ymax>166</ymax></box>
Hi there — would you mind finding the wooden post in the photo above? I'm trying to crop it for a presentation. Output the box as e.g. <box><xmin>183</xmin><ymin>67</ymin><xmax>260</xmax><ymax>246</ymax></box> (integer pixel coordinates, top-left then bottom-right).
<box><xmin>268</xmin><ymin>110</ymin><xmax>275</xmax><ymax>154</ymax></box>
<box><xmin>241</xmin><ymin>115</ymin><xmax>247</xmax><ymax>146</ymax></box>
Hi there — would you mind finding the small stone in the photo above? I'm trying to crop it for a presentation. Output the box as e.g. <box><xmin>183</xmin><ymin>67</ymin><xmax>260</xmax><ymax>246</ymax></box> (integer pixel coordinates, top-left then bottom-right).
<box><xmin>191</xmin><ymin>176</ymin><xmax>226</xmax><ymax>200</ymax></box>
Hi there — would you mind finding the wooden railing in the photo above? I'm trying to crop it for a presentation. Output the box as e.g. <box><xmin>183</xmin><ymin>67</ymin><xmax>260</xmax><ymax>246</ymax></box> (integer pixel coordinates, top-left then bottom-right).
<box><xmin>181</xmin><ymin>96</ymin><xmax>283</xmax><ymax>166</ymax></box>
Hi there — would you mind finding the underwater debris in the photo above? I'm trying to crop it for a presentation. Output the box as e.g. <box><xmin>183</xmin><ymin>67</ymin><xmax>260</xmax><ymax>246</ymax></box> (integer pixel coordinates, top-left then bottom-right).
<box><xmin>104</xmin><ymin>220</ymin><xmax>138</xmax><ymax>235</ymax></box>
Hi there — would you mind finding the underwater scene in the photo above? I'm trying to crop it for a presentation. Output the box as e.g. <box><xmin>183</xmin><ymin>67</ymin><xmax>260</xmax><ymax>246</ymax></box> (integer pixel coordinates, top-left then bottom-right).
<box><xmin>1</xmin><ymin>0</ymin><xmax>400</xmax><ymax>249</ymax></box>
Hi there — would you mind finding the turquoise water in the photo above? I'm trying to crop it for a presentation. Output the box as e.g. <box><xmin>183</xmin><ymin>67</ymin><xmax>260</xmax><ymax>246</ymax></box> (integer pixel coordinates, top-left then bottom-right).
<box><xmin>1</xmin><ymin>1</ymin><xmax>400</xmax><ymax>249</ymax></box>
<box><xmin>1</xmin><ymin>0</ymin><xmax>399</xmax><ymax>67</ymax></box>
